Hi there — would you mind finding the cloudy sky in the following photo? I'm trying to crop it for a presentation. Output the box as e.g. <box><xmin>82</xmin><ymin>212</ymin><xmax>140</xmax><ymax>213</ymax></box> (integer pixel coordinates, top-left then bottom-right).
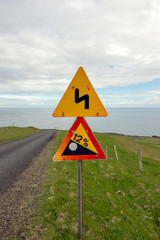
<box><xmin>0</xmin><ymin>0</ymin><xmax>160</xmax><ymax>108</ymax></box>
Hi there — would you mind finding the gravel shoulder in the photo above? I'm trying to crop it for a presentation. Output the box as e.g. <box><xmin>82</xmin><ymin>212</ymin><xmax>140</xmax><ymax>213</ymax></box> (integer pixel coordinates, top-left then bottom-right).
<box><xmin>0</xmin><ymin>135</ymin><xmax>57</xmax><ymax>240</ymax></box>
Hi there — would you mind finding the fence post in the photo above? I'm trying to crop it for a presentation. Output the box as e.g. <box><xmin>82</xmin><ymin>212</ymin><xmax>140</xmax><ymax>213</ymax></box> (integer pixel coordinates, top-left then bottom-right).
<box><xmin>114</xmin><ymin>145</ymin><xmax>119</xmax><ymax>161</ymax></box>
<box><xmin>138</xmin><ymin>149</ymin><xmax>143</xmax><ymax>172</ymax></box>
<box><xmin>106</xmin><ymin>145</ymin><xmax>107</xmax><ymax>159</ymax></box>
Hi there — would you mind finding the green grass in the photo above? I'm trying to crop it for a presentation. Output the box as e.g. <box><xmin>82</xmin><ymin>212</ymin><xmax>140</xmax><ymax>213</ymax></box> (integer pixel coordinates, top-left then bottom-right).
<box><xmin>23</xmin><ymin>131</ymin><xmax>160</xmax><ymax>239</ymax></box>
<box><xmin>0</xmin><ymin>126</ymin><xmax>42</xmax><ymax>144</ymax></box>
<box><xmin>112</xmin><ymin>134</ymin><xmax>160</xmax><ymax>162</ymax></box>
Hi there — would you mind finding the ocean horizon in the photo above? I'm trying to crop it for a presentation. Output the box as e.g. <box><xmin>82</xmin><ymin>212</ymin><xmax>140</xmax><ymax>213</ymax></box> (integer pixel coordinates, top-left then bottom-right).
<box><xmin>0</xmin><ymin>107</ymin><xmax>160</xmax><ymax>137</ymax></box>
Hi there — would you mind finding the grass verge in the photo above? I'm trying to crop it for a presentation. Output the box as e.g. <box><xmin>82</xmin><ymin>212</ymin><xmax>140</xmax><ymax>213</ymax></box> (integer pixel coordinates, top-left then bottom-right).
<box><xmin>0</xmin><ymin>126</ymin><xmax>42</xmax><ymax>144</ymax></box>
<box><xmin>25</xmin><ymin>131</ymin><xmax>160</xmax><ymax>239</ymax></box>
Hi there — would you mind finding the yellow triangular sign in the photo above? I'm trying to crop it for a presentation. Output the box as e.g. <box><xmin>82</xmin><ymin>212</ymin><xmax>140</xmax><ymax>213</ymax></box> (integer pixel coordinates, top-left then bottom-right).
<box><xmin>53</xmin><ymin>67</ymin><xmax>108</xmax><ymax>117</ymax></box>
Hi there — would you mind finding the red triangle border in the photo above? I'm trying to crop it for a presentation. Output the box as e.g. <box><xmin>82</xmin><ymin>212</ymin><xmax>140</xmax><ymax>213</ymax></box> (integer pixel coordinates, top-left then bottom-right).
<box><xmin>53</xmin><ymin>117</ymin><xmax>106</xmax><ymax>161</ymax></box>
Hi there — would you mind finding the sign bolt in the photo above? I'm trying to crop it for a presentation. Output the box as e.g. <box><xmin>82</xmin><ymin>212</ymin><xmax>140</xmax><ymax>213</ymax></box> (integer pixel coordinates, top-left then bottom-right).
<box><xmin>87</xmin><ymin>85</ymin><xmax>90</xmax><ymax>90</ymax></box>
<box><xmin>96</xmin><ymin>112</ymin><xmax>99</xmax><ymax>116</ymax></box>
<box><xmin>62</xmin><ymin>112</ymin><xmax>65</xmax><ymax>116</ymax></box>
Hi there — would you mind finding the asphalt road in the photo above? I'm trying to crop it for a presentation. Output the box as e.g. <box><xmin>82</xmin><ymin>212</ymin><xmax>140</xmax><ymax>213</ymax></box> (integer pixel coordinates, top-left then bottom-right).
<box><xmin>0</xmin><ymin>129</ymin><xmax>57</xmax><ymax>194</ymax></box>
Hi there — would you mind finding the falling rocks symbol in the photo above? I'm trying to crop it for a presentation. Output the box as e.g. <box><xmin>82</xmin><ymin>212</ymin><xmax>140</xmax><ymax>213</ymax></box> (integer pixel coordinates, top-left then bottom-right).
<box><xmin>62</xmin><ymin>140</ymin><xmax>97</xmax><ymax>156</ymax></box>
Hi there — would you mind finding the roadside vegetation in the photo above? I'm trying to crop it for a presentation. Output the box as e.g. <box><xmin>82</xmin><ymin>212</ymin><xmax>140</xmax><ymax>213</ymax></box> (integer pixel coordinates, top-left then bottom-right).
<box><xmin>0</xmin><ymin>126</ymin><xmax>42</xmax><ymax>144</ymax></box>
<box><xmin>24</xmin><ymin>130</ymin><xmax>160</xmax><ymax>240</ymax></box>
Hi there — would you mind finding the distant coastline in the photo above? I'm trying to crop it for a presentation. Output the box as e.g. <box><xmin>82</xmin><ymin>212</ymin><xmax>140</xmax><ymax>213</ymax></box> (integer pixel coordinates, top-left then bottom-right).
<box><xmin>0</xmin><ymin>108</ymin><xmax>160</xmax><ymax>137</ymax></box>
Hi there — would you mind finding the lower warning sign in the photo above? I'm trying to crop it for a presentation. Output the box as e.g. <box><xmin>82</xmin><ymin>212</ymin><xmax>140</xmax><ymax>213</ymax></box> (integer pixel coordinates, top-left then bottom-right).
<box><xmin>53</xmin><ymin>117</ymin><xmax>106</xmax><ymax>161</ymax></box>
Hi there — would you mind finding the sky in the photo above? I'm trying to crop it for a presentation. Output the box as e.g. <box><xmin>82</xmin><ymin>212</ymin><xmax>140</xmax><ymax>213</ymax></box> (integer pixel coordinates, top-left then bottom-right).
<box><xmin>0</xmin><ymin>0</ymin><xmax>160</xmax><ymax>108</ymax></box>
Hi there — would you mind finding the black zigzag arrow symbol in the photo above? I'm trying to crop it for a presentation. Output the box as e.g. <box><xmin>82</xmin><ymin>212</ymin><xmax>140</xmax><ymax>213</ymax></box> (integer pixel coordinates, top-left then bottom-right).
<box><xmin>75</xmin><ymin>88</ymin><xmax>89</xmax><ymax>109</ymax></box>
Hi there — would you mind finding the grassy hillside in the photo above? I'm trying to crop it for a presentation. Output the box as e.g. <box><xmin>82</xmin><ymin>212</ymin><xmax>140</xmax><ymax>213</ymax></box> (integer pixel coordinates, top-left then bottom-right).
<box><xmin>0</xmin><ymin>126</ymin><xmax>42</xmax><ymax>144</ymax></box>
<box><xmin>21</xmin><ymin>131</ymin><xmax>160</xmax><ymax>239</ymax></box>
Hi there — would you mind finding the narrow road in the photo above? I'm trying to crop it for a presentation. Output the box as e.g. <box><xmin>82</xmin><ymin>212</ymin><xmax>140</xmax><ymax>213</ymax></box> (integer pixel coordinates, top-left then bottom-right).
<box><xmin>0</xmin><ymin>129</ymin><xmax>57</xmax><ymax>194</ymax></box>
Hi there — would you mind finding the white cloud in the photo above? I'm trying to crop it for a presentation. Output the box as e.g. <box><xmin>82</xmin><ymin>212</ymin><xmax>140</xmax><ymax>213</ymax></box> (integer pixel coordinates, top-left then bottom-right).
<box><xmin>67</xmin><ymin>0</ymin><xmax>94</xmax><ymax>10</ymax></box>
<box><xmin>100</xmin><ymin>89</ymin><xmax>160</xmax><ymax>107</ymax></box>
<box><xmin>0</xmin><ymin>0</ymin><xmax>160</xmax><ymax>107</ymax></box>
<box><xmin>0</xmin><ymin>93</ymin><xmax>60</xmax><ymax>107</ymax></box>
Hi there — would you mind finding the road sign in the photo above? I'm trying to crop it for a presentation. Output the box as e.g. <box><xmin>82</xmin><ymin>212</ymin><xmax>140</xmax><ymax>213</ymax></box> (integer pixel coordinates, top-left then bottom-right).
<box><xmin>53</xmin><ymin>117</ymin><xmax>106</xmax><ymax>161</ymax></box>
<box><xmin>53</xmin><ymin>67</ymin><xmax>108</xmax><ymax>117</ymax></box>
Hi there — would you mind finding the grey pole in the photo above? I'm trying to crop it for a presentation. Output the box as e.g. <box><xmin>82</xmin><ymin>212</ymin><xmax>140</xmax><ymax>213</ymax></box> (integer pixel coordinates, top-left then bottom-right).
<box><xmin>78</xmin><ymin>160</ymin><xmax>82</xmax><ymax>238</ymax></box>
<box><xmin>138</xmin><ymin>149</ymin><xmax>143</xmax><ymax>172</ymax></box>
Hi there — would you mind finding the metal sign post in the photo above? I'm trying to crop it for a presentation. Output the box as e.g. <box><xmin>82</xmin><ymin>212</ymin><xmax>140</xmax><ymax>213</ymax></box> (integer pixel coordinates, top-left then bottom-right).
<box><xmin>78</xmin><ymin>160</ymin><xmax>83</xmax><ymax>238</ymax></box>
<box><xmin>52</xmin><ymin>67</ymin><xmax>108</xmax><ymax>238</ymax></box>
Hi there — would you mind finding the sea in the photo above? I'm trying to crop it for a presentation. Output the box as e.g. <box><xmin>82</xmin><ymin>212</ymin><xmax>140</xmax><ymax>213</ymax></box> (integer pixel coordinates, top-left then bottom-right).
<box><xmin>0</xmin><ymin>108</ymin><xmax>160</xmax><ymax>137</ymax></box>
